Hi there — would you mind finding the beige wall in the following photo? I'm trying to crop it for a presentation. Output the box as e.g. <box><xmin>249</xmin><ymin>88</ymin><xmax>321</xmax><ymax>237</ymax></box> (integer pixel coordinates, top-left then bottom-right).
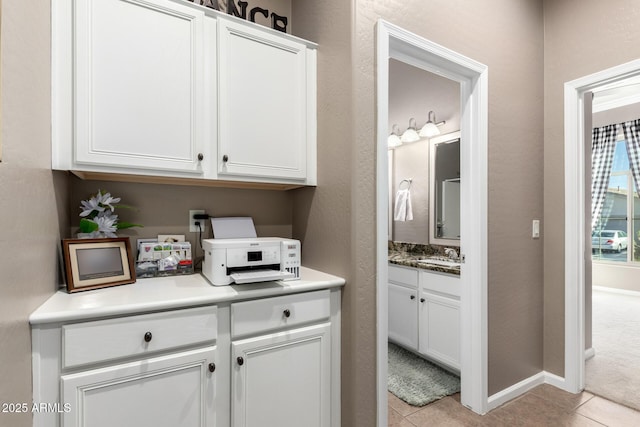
<box><xmin>358</xmin><ymin>0</ymin><xmax>546</xmax><ymax>400</ymax></box>
<box><xmin>294</xmin><ymin>0</ymin><xmax>545</xmax><ymax>424</ymax></box>
<box><xmin>543</xmin><ymin>0</ymin><xmax>640</xmax><ymax>376</ymax></box>
<box><xmin>9</xmin><ymin>1</ymin><xmax>640</xmax><ymax>425</ymax></box>
<box><xmin>70</xmin><ymin>179</ymin><xmax>293</xmax><ymax>250</ymax></box>
<box><xmin>389</xmin><ymin>60</ymin><xmax>460</xmax><ymax>245</ymax></box>
<box><xmin>290</xmin><ymin>0</ymin><xmax>359</xmax><ymax>424</ymax></box>
<box><xmin>0</xmin><ymin>2</ymin><xmax>67</xmax><ymax>426</ymax></box>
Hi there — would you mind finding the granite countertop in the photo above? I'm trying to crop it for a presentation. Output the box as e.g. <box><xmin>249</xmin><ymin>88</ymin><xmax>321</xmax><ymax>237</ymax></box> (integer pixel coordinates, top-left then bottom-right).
<box><xmin>388</xmin><ymin>242</ymin><xmax>461</xmax><ymax>275</ymax></box>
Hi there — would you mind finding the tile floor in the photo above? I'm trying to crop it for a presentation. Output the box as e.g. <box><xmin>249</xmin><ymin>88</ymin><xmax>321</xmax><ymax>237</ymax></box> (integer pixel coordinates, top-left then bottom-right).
<box><xmin>389</xmin><ymin>384</ymin><xmax>640</xmax><ymax>426</ymax></box>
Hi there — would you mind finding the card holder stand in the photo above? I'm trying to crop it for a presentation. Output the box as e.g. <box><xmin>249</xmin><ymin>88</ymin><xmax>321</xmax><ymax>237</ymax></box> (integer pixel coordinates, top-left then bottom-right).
<box><xmin>136</xmin><ymin>242</ymin><xmax>194</xmax><ymax>279</ymax></box>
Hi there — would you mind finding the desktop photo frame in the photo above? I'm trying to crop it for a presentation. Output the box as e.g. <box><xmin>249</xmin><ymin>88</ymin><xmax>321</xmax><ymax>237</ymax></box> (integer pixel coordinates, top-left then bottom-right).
<box><xmin>62</xmin><ymin>237</ymin><xmax>136</xmax><ymax>293</ymax></box>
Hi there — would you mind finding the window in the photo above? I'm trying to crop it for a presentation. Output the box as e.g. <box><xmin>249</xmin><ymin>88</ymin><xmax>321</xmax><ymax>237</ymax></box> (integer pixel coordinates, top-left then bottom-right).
<box><xmin>592</xmin><ymin>140</ymin><xmax>640</xmax><ymax>263</ymax></box>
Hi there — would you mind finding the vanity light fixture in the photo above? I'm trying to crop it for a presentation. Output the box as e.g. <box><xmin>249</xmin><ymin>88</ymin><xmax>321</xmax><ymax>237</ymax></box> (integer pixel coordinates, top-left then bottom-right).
<box><xmin>401</xmin><ymin>118</ymin><xmax>420</xmax><ymax>143</ymax></box>
<box><xmin>419</xmin><ymin>110</ymin><xmax>445</xmax><ymax>138</ymax></box>
<box><xmin>388</xmin><ymin>124</ymin><xmax>402</xmax><ymax>148</ymax></box>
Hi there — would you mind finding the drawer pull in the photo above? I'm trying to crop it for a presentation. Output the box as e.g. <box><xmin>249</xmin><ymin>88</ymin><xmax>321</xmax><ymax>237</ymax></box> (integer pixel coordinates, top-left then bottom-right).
<box><xmin>283</xmin><ymin>309</ymin><xmax>291</xmax><ymax>318</ymax></box>
<box><xmin>420</xmin><ymin>298</ymin><xmax>425</xmax><ymax>303</ymax></box>
<box><xmin>208</xmin><ymin>363</ymin><xmax>216</xmax><ymax>373</ymax></box>
<box><xmin>410</xmin><ymin>295</ymin><xmax>416</xmax><ymax>300</ymax></box>
<box><xmin>237</xmin><ymin>356</ymin><xmax>244</xmax><ymax>366</ymax></box>
<box><xmin>144</xmin><ymin>332</ymin><xmax>153</xmax><ymax>343</ymax></box>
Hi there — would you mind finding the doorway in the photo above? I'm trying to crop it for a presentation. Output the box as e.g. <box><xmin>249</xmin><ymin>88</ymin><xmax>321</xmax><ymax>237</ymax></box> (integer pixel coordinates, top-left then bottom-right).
<box><xmin>584</xmin><ymin>78</ymin><xmax>640</xmax><ymax>409</ymax></box>
<box><xmin>375</xmin><ymin>20</ymin><xmax>489</xmax><ymax>425</ymax></box>
<box><xmin>564</xmin><ymin>58</ymin><xmax>640</xmax><ymax>395</ymax></box>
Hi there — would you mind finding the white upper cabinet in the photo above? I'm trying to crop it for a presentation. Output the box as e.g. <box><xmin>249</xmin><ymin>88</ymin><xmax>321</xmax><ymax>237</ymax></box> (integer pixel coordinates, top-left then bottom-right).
<box><xmin>217</xmin><ymin>17</ymin><xmax>315</xmax><ymax>183</ymax></box>
<box><xmin>54</xmin><ymin>0</ymin><xmax>212</xmax><ymax>175</ymax></box>
<box><xmin>52</xmin><ymin>0</ymin><xmax>317</xmax><ymax>187</ymax></box>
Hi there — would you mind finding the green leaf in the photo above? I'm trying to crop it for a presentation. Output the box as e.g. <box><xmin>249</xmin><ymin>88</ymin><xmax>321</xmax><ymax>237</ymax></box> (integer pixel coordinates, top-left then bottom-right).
<box><xmin>79</xmin><ymin>218</ymin><xmax>99</xmax><ymax>233</ymax></box>
<box><xmin>116</xmin><ymin>221</ymin><xmax>143</xmax><ymax>230</ymax></box>
<box><xmin>113</xmin><ymin>204</ymin><xmax>137</xmax><ymax>211</ymax></box>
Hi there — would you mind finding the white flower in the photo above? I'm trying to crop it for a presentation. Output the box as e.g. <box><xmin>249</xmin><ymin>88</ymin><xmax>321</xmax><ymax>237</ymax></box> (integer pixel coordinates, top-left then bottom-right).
<box><xmin>79</xmin><ymin>196</ymin><xmax>105</xmax><ymax>217</ymax></box>
<box><xmin>99</xmin><ymin>191</ymin><xmax>121</xmax><ymax>212</ymax></box>
<box><xmin>93</xmin><ymin>214</ymin><xmax>118</xmax><ymax>237</ymax></box>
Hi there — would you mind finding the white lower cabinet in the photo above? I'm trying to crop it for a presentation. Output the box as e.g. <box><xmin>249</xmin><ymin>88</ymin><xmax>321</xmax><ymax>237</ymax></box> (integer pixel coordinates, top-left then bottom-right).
<box><xmin>388</xmin><ymin>264</ymin><xmax>461</xmax><ymax>371</ymax></box>
<box><xmin>61</xmin><ymin>347</ymin><xmax>216</xmax><ymax>427</ymax></box>
<box><xmin>230</xmin><ymin>290</ymin><xmax>332</xmax><ymax>427</ymax></box>
<box><xmin>388</xmin><ymin>282</ymin><xmax>418</xmax><ymax>350</ymax></box>
<box><xmin>418</xmin><ymin>291</ymin><xmax>460</xmax><ymax>369</ymax></box>
<box><xmin>231</xmin><ymin>324</ymin><xmax>330</xmax><ymax>427</ymax></box>
<box><xmin>31</xmin><ymin>306</ymin><xmax>218</xmax><ymax>427</ymax></box>
<box><xmin>32</xmin><ymin>287</ymin><xmax>341</xmax><ymax>427</ymax></box>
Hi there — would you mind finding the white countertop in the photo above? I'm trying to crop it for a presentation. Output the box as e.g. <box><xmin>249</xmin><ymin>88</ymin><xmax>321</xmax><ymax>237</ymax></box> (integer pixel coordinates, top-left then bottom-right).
<box><xmin>30</xmin><ymin>267</ymin><xmax>345</xmax><ymax>325</ymax></box>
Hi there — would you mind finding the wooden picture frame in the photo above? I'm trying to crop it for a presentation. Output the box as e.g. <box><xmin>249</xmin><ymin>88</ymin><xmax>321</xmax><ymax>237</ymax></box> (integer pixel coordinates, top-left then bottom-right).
<box><xmin>62</xmin><ymin>237</ymin><xmax>136</xmax><ymax>293</ymax></box>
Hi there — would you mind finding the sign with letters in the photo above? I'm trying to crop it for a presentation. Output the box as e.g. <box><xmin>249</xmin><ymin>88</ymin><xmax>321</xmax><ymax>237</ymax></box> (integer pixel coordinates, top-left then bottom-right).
<box><xmin>185</xmin><ymin>0</ymin><xmax>290</xmax><ymax>33</ymax></box>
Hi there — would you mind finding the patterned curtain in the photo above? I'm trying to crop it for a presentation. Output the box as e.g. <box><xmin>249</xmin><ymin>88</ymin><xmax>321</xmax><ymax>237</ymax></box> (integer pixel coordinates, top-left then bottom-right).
<box><xmin>591</xmin><ymin>124</ymin><xmax>618</xmax><ymax>231</ymax></box>
<box><xmin>621</xmin><ymin>119</ymin><xmax>640</xmax><ymax>195</ymax></box>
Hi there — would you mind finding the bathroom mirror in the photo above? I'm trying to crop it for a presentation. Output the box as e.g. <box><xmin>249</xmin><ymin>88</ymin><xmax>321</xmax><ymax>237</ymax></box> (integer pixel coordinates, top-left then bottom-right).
<box><xmin>430</xmin><ymin>132</ymin><xmax>460</xmax><ymax>245</ymax></box>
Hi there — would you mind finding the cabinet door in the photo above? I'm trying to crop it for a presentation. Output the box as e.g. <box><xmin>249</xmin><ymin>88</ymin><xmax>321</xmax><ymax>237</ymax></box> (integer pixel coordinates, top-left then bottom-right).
<box><xmin>418</xmin><ymin>292</ymin><xmax>460</xmax><ymax>370</ymax></box>
<box><xmin>61</xmin><ymin>347</ymin><xmax>216</xmax><ymax>427</ymax></box>
<box><xmin>231</xmin><ymin>323</ymin><xmax>330</xmax><ymax>427</ymax></box>
<box><xmin>218</xmin><ymin>18</ymin><xmax>308</xmax><ymax>181</ymax></box>
<box><xmin>388</xmin><ymin>282</ymin><xmax>418</xmax><ymax>350</ymax></box>
<box><xmin>73</xmin><ymin>0</ymin><xmax>208</xmax><ymax>173</ymax></box>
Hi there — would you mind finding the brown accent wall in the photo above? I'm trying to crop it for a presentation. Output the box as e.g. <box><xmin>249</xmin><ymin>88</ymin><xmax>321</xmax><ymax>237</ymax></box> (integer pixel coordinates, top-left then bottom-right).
<box><xmin>0</xmin><ymin>2</ymin><xmax>68</xmax><ymax>426</ymax></box>
<box><xmin>543</xmin><ymin>0</ymin><xmax>640</xmax><ymax>377</ymax></box>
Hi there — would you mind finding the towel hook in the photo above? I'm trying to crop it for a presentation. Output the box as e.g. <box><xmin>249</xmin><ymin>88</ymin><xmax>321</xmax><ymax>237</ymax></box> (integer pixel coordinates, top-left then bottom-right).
<box><xmin>399</xmin><ymin>178</ymin><xmax>412</xmax><ymax>190</ymax></box>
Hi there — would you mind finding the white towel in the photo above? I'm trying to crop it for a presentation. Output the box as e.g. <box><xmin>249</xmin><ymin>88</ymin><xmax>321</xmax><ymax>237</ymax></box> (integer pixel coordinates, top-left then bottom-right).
<box><xmin>394</xmin><ymin>189</ymin><xmax>413</xmax><ymax>221</ymax></box>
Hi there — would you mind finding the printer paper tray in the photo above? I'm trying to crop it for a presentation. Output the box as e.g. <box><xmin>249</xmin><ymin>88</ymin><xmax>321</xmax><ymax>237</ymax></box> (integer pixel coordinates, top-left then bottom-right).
<box><xmin>230</xmin><ymin>269</ymin><xmax>295</xmax><ymax>284</ymax></box>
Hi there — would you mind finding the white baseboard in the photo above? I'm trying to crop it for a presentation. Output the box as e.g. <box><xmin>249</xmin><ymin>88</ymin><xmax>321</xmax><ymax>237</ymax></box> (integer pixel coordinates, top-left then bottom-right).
<box><xmin>543</xmin><ymin>371</ymin><xmax>566</xmax><ymax>389</ymax></box>
<box><xmin>487</xmin><ymin>372</ymin><xmax>545</xmax><ymax>411</ymax></box>
<box><xmin>593</xmin><ymin>285</ymin><xmax>640</xmax><ymax>297</ymax></box>
<box><xmin>585</xmin><ymin>347</ymin><xmax>595</xmax><ymax>361</ymax></box>
<box><xmin>487</xmin><ymin>371</ymin><xmax>578</xmax><ymax>411</ymax></box>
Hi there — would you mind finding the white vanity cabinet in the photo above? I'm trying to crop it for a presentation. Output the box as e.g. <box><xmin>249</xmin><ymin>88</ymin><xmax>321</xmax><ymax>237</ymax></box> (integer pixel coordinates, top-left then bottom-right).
<box><xmin>217</xmin><ymin>17</ymin><xmax>316</xmax><ymax>184</ymax></box>
<box><xmin>32</xmin><ymin>306</ymin><xmax>218</xmax><ymax>427</ymax></box>
<box><xmin>52</xmin><ymin>0</ymin><xmax>317</xmax><ymax>187</ymax></box>
<box><xmin>388</xmin><ymin>265</ymin><xmax>419</xmax><ymax>350</ymax></box>
<box><xmin>53</xmin><ymin>0</ymin><xmax>213</xmax><ymax>175</ymax></box>
<box><xmin>418</xmin><ymin>270</ymin><xmax>461</xmax><ymax>370</ymax></box>
<box><xmin>388</xmin><ymin>263</ymin><xmax>461</xmax><ymax>371</ymax></box>
<box><xmin>230</xmin><ymin>290</ymin><xmax>331</xmax><ymax>427</ymax></box>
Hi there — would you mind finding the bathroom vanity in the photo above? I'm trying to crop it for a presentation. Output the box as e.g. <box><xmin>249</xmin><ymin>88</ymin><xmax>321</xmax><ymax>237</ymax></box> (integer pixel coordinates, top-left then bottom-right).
<box><xmin>30</xmin><ymin>268</ymin><xmax>344</xmax><ymax>427</ymax></box>
<box><xmin>388</xmin><ymin>258</ymin><xmax>460</xmax><ymax>372</ymax></box>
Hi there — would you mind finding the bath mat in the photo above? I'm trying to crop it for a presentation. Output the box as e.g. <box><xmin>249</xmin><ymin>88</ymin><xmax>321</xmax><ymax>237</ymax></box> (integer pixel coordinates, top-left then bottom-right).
<box><xmin>388</xmin><ymin>342</ymin><xmax>460</xmax><ymax>407</ymax></box>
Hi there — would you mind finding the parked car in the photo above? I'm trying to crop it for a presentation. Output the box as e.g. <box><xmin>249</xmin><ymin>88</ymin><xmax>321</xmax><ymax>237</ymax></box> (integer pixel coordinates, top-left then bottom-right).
<box><xmin>592</xmin><ymin>230</ymin><xmax>628</xmax><ymax>253</ymax></box>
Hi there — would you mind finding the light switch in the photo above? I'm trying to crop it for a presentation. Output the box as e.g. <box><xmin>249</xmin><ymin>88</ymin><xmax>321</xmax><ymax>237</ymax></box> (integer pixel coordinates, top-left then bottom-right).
<box><xmin>532</xmin><ymin>220</ymin><xmax>540</xmax><ymax>239</ymax></box>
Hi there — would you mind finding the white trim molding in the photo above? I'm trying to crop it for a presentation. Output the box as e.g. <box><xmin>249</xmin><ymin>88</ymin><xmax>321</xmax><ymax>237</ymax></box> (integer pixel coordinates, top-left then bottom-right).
<box><xmin>487</xmin><ymin>373</ymin><xmax>545</xmax><ymax>411</ymax></box>
<box><xmin>593</xmin><ymin>285</ymin><xmax>640</xmax><ymax>297</ymax></box>
<box><xmin>564</xmin><ymin>58</ymin><xmax>640</xmax><ymax>395</ymax></box>
<box><xmin>487</xmin><ymin>371</ymin><xmax>567</xmax><ymax>412</ymax></box>
<box><xmin>375</xmin><ymin>19</ymin><xmax>489</xmax><ymax>422</ymax></box>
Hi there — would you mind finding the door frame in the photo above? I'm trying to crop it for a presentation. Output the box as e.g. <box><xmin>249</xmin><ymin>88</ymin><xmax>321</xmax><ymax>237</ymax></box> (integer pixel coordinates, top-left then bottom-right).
<box><xmin>375</xmin><ymin>20</ymin><xmax>489</xmax><ymax>422</ymax></box>
<box><xmin>564</xmin><ymin>58</ymin><xmax>640</xmax><ymax>393</ymax></box>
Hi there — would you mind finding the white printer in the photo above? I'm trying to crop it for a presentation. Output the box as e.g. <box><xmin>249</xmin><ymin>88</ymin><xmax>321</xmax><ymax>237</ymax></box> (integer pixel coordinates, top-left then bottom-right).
<box><xmin>202</xmin><ymin>237</ymin><xmax>301</xmax><ymax>286</ymax></box>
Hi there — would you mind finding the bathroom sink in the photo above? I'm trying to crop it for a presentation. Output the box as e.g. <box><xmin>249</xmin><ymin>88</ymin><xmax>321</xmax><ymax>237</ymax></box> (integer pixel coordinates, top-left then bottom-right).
<box><xmin>417</xmin><ymin>259</ymin><xmax>461</xmax><ymax>268</ymax></box>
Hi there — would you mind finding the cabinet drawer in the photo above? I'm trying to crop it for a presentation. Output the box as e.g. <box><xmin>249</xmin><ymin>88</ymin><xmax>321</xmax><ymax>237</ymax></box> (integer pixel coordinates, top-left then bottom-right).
<box><xmin>231</xmin><ymin>290</ymin><xmax>330</xmax><ymax>338</ymax></box>
<box><xmin>420</xmin><ymin>270</ymin><xmax>461</xmax><ymax>298</ymax></box>
<box><xmin>63</xmin><ymin>306</ymin><xmax>217</xmax><ymax>368</ymax></box>
<box><xmin>389</xmin><ymin>264</ymin><xmax>418</xmax><ymax>287</ymax></box>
